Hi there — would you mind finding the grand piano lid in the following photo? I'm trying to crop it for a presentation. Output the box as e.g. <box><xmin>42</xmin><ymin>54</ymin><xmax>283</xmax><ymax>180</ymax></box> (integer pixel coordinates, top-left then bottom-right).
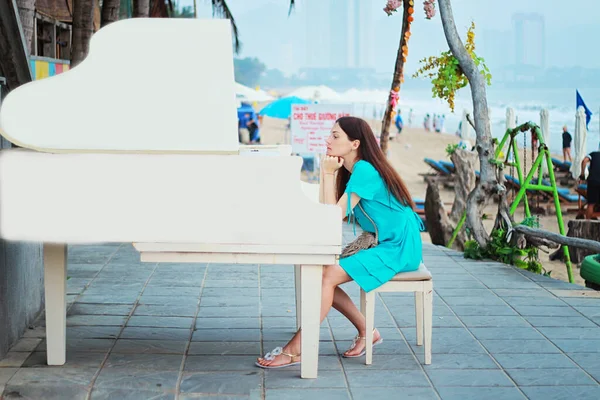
<box><xmin>0</xmin><ymin>18</ymin><xmax>240</xmax><ymax>154</ymax></box>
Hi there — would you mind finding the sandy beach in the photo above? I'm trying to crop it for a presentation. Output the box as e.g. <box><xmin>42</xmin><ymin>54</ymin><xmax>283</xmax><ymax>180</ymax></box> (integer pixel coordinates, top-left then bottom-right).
<box><xmin>257</xmin><ymin>116</ymin><xmax>586</xmax><ymax>286</ymax></box>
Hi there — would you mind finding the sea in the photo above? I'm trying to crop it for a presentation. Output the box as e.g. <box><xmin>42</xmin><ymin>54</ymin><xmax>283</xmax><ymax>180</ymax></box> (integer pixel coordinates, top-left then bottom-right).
<box><xmin>334</xmin><ymin>87</ymin><xmax>600</xmax><ymax>155</ymax></box>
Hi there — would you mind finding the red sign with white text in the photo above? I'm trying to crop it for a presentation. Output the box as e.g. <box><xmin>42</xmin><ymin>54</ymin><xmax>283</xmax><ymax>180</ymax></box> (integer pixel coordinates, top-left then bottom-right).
<box><xmin>290</xmin><ymin>104</ymin><xmax>352</xmax><ymax>154</ymax></box>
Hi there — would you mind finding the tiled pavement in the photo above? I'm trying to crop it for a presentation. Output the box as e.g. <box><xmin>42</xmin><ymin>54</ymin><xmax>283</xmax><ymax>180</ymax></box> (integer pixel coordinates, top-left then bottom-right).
<box><xmin>1</xmin><ymin>225</ymin><xmax>600</xmax><ymax>399</ymax></box>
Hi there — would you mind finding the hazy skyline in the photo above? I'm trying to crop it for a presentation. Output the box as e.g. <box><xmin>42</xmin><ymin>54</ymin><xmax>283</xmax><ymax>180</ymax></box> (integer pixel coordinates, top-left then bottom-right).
<box><xmin>181</xmin><ymin>0</ymin><xmax>600</xmax><ymax>75</ymax></box>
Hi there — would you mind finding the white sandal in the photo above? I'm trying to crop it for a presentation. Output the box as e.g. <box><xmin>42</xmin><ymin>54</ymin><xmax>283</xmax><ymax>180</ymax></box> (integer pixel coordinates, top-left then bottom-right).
<box><xmin>255</xmin><ymin>347</ymin><xmax>301</xmax><ymax>369</ymax></box>
<box><xmin>342</xmin><ymin>330</ymin><xmax>383</xmax><ymax>358</ymax></box>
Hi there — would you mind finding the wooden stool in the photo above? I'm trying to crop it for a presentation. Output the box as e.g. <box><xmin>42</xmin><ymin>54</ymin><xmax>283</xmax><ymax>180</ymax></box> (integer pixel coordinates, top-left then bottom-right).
<box><xmin>360</xmin><ymin>263</ymin><xmax>433</xmax><ymax>365</ymax></box>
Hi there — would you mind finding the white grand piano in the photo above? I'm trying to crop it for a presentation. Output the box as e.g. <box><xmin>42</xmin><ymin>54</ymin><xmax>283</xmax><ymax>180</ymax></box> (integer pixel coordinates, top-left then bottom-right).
<box><xmin>0</xmin><ymin>18</ymin><xmax>341</xmax><ymax>378</ymax></box>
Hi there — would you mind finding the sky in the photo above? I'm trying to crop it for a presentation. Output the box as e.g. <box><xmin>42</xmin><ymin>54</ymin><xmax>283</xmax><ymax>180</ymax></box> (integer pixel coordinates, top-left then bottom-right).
<box><xmin>178</xmin><ymin>0</ymin><xmax>600</xmax><ymax>74</ymax></box>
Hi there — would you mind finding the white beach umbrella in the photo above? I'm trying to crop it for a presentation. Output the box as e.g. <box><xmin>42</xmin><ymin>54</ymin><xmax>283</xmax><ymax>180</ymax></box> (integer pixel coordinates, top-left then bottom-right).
<box><xmin>570</xmin><ymin>106</ymin><xmax>588</xmax><ymax>179</ymax></box>
<box><xmin>235</xmin><ymin>82</ymin><xmax>274</xmax><ymax>102</ymax></box>
<box><xmin>540</xmin><ymin>109</ymin><xmax>550</xmax><ymax>176</ymax></box>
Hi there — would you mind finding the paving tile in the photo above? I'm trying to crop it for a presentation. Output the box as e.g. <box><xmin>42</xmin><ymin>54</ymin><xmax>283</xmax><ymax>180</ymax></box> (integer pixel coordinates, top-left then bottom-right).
<box><xmin>450</xmin><ymin>306</ymin><xmax>518</xmax><ymax>316</ymax></box>
<box><xmin>112</xmin><ymin>339</ymin><xmax>188</xmax><ymax>354</ymax></box>
<box><xmin>468</xmin><ymin>327</ymin><xmax>544</xmax><ymax>340</ymax></box>
<box><xmin>104</xmin><ymin>353</ymin><xmax>184</xmax><ymax>371</ymax></box>
<box><xmin>89</xmin><ymin>388</ymin><xmax>174</xmax><ymax>399</ymax></box>
<box><xmin>201</xmin><ymin>296</ymin><xmax>260</xmax><ymax>307</ymax></box>
<box><xmin>198</xmin><ymin>306</ymin><xmax>260</xmax><ymax>318</ymax></box>
<box><xmin>426</xmin><ymin>369</ymin><xmax>514</xmax><ymax>387</ymax></box>
<box><xmin>435</xmin><ymin>386</ymin><xmax>525</xmax><ymax>400</ymax></box>
<box><xmin>512</xmin><ymin>305</ymin><xmax>582</xmax><ymax>317</ymax></box>
<box><xmin>525</xmin><ymin>316</ymin><xmax>597</xmax><ymax>327</ymax></box>
<box><xmin>37</xmin><ymin>338</ymin><xmax>115</xmax><ymax>353</ymax></box>
<box><xmin>188</xmin><ymin>341</ymin><xmax>261</xmax><ymax>355</ymax></box>
<box><xmin>94</xmin><ymin>367</ymin><xmax>179</xmax><ymax>391</ymax></box>
<box><xmin>138</xmin><ymin>296</ymin><xmax>199</xmax><ymax>307</ymax></box>
<box><xmin>351</xmin><ymin>387</ymin><xmax>437</xmax><ymax>400</ymax></box>
<box><xmin>341</xmin><ymin>354</ymin><xmax>421</xmax><ymax>370</ymax></box>
<box><xmin>480</xmin><ymin>339</ymin><xmax>560</xmax><ymax>354</ymax></box>
<box><xmin>8</xmin><ymin>367</ymin><xmax>97</xmax><ymax>386</ymax></box>
<box><xmin>203</xmin><ymin>288</ymin><xmax>260</xmax><ymax>297</ymax></box>
<box><xmin>142</xmin><ymin>287</ymin><xmax>201</xmax><ymax>297</ymax></box>
<box><xmin>459</xmin><ymin>316</ymin><xmax>529</xmax><ymax>328</ymax></box>
<box><xmin>536</xmin><ymin>327</ymin><xmax>600</xmax><ymax>340</ymax></box>
<box><xmin>264</xmin><ymin>369</ymin><xmax>346</xmax><ymax>388</ymax></box>
<box><xmin>418</xmin><ymin>354</ymin><xmax>498</xmax><ymax>369</ymax></box>
<box><xmin>568</xmin><ymin>352</ymin><xmax>600</xmax><ymax>369</ymax></box>
<box><xmin>8</xmin><ymin>338</ymin><xmax>42</xmax><ymax>353</ymax></box>
<box><xmin>133</xmin><ymin>304</ymin><xmax>198</xmax><ymax>317</ymax></box>
<box><xmin>192</xmin><ymin>329</ymin><xmax>261</xmax><ymax>342</ymax></box>
<box><xmin>0</xmin><ymin>352</ymin><xmax>30</xmax><ymax>368</ymax></box>
<box><xmin>121</xmin><ymin>327</ymin><xmax>191</xmax><ymax>341</ymax></box>
<box><xmin>345</xmin><ymin>369</ymin><xmax>430</xmax><ymax>387</ymax></box>
<box><xmin>179</xmin><ymin>371</ymin><xmax>262</xmax><ymax>394</ymax></box>
<box><xmin>68</xmin><ymin>303</ymin><xmax>133</xmax><ymax>316</ymax></box>
<box><xmin>551</xmin><ymin>339</ymin><xmax>600</xmax><ymax>353</ymax></box>
<box><xmin>196</xmin><ymin>317</ymin><xmax>260</xmax><ymax>330</ymax></box>
<box><xmin>267</xmin><ymin>388</ymin><xmax>350</xmax><ymax>400</ymax></box>
<box><xmin>0</xmin><ymin>368</ymin><xmax>18</xmax><ymax>385</ymax></box>
<box><xmin>501</xmin><ymin>296</ymin><xmax>567</xmax><ymax>307</ymax></box>
<box><xmin>2</xmin><ymin>384</ymin><xmax>90</xmax><ymax>399</ymax></box>
<box><xmin>185</xmin><ymin>355</ymin><xmax>265</xmax><ymax>372</ymax></box>
<box><xmin>22</xmin><ymin>351</ymin><xmax>106</xmax><ymax>368</ymax></box>
<box><xmin>77</xmin><ymin>294</ymin><xmax>138</xmax><ymax>304</ymax></box>
<box><xmin>66</xmin><ymin>315</ymin><xmax>128</xmax><ymax>326</ymax></box>
<box><xmin>492</xmin><ymin>289</ymin><xmax>554</xmax><ymax>298</ymax></box>
<box><xmin>493</xmin><ymin>353</ymin><xmax>579</xmax><ymax>369</ymax></box>
<box><xmin>64</xmin><ymin>326</ymin><xmax>121</xmax><ymax>339</ymax></box>
<box><xmin>521</xmin><ymin>386</ymin><xmax>600</xmax><ymax>400</ymax></box>
<box><xmin>505</xmin><ymin>368</ymin><xmax>597</xmax><ymax>386</ymax></box>
<box><xmin>127</xmin><ymin>316</ymin><xmax>194</xmax><ymax>329</ymax></box>
<box><xmin>261</xmin><ymin>328</ymin><xmax>331</xmax><ymax>342</ymax></box>
<box><xmin>405</xmin><ymin>327</ymin><xmax>485</xmax><ymax>354</ymax></box>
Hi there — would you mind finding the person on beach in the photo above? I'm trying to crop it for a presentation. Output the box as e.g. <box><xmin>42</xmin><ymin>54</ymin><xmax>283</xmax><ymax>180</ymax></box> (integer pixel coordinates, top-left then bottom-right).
<box><xmin>562</xmin><ymin>126</ymin><xmax>572</xmax><ymax>163</ymax></box>
<box><xmin>580</xmin><ymin>149</ymin><xmax>600</xmax><ymax>219</ymax></box>
<box><xmin>395</xmin><ymin>109</ymin><xmax>404</xmax><ymax>134</ymax></box>
<box><xmin>255</xmin><ymin>116</ymin><xmax>424</xmax><ymax>369</ymax></box>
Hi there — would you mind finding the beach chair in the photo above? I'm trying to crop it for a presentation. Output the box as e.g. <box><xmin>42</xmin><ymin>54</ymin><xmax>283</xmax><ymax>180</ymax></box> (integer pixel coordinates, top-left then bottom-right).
<box><xmin>552</xmin><ymin>158</ymin><xmax>572</xmax><ymax>173</ymax></box>
<box><xmin>422</xmin><ymin>158</ymin><xmax>451</xmax><ymax>177</ymax></box>
<box><xmin>439</xmin><ymin>160</ymin><xmax>455</xmax><ymax>173</ymax></box>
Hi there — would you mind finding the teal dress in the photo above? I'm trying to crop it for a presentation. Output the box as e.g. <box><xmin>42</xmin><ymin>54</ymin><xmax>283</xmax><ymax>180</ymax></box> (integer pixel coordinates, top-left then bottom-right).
<box><xmin>340</xmin><ymin>160</ymin><xmax>424</xmax><ymax>292</ymax></box>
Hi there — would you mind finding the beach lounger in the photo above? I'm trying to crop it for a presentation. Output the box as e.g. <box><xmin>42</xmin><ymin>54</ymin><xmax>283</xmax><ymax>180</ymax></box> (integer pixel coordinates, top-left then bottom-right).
<box><xmin>423</xmin><ymin>158</ymin><xmax>451</xmax><ymax>177</ymax></box>
<box><xmin>552</xmin><ymin>158</ymin><xmax>572</xmax><ymax>172</ymax></box>
<box><xmin>439</xmin><ymin>160</ymin><xmax>455</xmax><ymax>173</ymax></box>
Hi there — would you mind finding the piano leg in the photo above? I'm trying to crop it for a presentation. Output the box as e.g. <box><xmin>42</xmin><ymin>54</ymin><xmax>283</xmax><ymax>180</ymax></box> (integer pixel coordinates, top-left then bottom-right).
<box><xmin>300</xmin><ymin>264</ymin><xmax>322</xmax><ymax>379</ymax></box>
<box><xmin>43</xmin><ymin>243</ymin><xmax>67</xmax><ymax>365</ymax></box>
<box><xmin>294</xmin><ymin>265</ymin><xmax>301</xmax><ymax>330</ymax></box>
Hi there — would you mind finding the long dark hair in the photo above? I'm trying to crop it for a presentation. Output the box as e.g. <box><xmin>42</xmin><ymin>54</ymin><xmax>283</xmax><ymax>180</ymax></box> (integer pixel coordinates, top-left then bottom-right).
<box><xmin>335</xmin><ymin>116</ymin><xmax>415</xmax><ymax>209</ymax></box>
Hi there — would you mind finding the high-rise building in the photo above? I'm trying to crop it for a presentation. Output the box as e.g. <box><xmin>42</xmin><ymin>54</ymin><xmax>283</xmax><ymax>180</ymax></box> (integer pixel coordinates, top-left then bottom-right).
<box><xmin>512</xmin><ymin>13</ymin><xmax>546</xmax><ymax>69</ymax></box>
<box><xmin>306</xmin><ymin>0</ymin><xmax>374</xmax><ymax>70</ymax></box>
<box><xmin>305</xmin><ymin>0</ymin><xmax>331</xmax><ymax>68</ymax></box>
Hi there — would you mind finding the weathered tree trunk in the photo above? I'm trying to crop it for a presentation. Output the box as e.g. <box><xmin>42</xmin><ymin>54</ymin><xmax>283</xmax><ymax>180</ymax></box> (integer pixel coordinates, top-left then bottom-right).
<box><xmin>0</xmin><ymin>0</ymin><xmax>33</xmax><ymax>89</ymax></box>
<box><xmin>550</xmin><ymin>220</ymin><xmax>600</xmax><ymax>263</ymax></box>
<box><xmin>101</xmin><ymin>0</ymin><xmax>121</xmax><ymax>27</ymax></box>
<box><xmin>449</xmin><ymin>149</ymin><xmax>477</xmax><ymax>222</ymax></box>
<box><xmin>424</xmin><ymin>178</ymin><xmax>463</xmax><ymax>249</ymax></box>
<box><xmin>133</xmin><ymin>0</ymin><xmax>150</xmax><ymax>17</ymax></box>
<box><xmin>438</xmin><ymin>0</ymin><xmax>497</xmax><ymax>248</ymax></box>
<box><xmin>72</xmin><ymin>0</ymin><xmax>96</xmax><ymax>67</ymax></box>
<box><xmin>16</xmin><ymin>0</ymin><xmax>35</xmax><ymax>55</ymax></box>
<box><xmin>380</xmin><ymin>0</ymin><xmax>411</xmax><ymax>154</ymax></box>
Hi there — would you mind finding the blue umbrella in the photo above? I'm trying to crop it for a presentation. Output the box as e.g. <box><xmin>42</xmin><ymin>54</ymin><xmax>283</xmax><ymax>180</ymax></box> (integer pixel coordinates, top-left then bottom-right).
<box><xmin>259</xmin><ymin>96</ymin><xmax>312</xmax><ymax>119</ymax></box>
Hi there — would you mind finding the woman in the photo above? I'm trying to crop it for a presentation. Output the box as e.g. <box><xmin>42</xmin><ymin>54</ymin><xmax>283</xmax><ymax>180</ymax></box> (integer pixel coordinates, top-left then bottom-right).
<box><xmin>256</xmin><ymin>116</ymin><xmax>423</xmax><ymax>368</ymax></box>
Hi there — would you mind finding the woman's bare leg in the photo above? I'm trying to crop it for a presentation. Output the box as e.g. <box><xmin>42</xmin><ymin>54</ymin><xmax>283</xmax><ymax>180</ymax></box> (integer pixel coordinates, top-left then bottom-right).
<box><xmin>257</xmin><ymin>265</ymin><xmax>351</xmax><ymax>367</ymax></box>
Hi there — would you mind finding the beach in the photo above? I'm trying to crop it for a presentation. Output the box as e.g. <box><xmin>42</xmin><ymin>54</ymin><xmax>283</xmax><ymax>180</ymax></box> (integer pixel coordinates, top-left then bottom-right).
<box><xmin>258</xmin><ymin>116</ymin><xmax>586</xmax><ymax>286</ymax></box>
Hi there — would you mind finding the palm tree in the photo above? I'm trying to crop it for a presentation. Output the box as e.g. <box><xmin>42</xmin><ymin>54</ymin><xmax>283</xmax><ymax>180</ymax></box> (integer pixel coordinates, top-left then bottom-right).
<box><xmin>16</xmin><ymin>0</ymin><xmax>35</xmax><ymax>54</ymax></box>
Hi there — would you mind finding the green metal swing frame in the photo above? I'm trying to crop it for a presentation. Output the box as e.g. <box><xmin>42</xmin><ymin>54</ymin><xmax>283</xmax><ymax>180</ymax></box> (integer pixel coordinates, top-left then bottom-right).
<box><xmin>448</xmin><ymin>122</ymin><xmax>574</xmax><ymax>283</ymax></box>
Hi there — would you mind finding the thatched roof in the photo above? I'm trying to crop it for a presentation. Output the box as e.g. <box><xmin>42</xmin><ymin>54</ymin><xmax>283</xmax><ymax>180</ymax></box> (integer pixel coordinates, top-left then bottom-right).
<box><xmin>36</xmin><ymin>0</ymin><xmax>101</xmax><ymax>29</ymax></box>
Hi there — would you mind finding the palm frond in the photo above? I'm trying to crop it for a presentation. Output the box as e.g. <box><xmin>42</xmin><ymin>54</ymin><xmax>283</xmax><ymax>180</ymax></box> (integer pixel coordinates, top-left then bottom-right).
<box><xmin>211</xmin><ymin>0</ymin><xmax>241</xmax><ymax>53</ymax></box>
